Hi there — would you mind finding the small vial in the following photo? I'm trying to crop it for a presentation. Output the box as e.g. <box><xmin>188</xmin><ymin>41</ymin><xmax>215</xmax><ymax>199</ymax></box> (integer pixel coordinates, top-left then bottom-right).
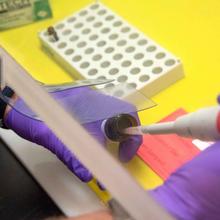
<box><xmin>103</xmin><ymin>114</ymin><xmax>138</xmax><ymax>142</ymax></box>
<box><xmin>47</xmin><ymin>26</ymin><xmax>59</xmax><ymax>41</ymax></box>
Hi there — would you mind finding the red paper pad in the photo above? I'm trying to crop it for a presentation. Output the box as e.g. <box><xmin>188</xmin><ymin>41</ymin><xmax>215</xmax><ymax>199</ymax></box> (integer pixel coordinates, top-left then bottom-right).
<box><xmin>137</xmin><ymin>109</ymin><xmax>201</xmax><ymax>180</ymax></box>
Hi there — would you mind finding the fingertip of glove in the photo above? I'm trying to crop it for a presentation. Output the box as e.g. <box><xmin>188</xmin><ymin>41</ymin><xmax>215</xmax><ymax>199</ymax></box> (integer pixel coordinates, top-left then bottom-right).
<box><xmin>119</xmin><ymin>135</ymin><xmax>143</xmax><ymax>162</ymax></box>
<box><xmin>75</xmin><ymin>168</ymin><xmax>93</xmax><ymax>182</ymax></box>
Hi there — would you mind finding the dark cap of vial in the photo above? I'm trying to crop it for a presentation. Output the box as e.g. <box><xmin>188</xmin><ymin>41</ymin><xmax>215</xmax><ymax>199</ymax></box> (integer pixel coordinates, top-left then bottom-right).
<box><xmin>104</xmin><ymin>114</ymin><xmax>138</xmax><ymax>142</ymax></box>
<box><xmin>47</xmin><ymin>26</ymin><xmax>59</xmax><ymax>41</ymax></box>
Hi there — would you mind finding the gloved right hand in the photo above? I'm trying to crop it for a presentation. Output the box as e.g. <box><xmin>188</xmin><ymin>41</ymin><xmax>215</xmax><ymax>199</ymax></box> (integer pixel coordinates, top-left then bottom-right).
<box><xmin>149</xmin><ymin>96</ymin><xmax>220</xmax><ymax>219</ymax></box>
<box><xmin>150</xmin><ymin>139</ymin><xmax>220</xmax><ymax>220</ymax></box>
<box><xmin>4</xmin><ymin>87</ymin><xmax>142</xmax><ymax>183</ymax></box>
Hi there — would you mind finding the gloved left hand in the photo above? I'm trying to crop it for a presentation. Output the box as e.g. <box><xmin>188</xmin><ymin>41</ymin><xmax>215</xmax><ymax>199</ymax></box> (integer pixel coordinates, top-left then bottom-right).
<box><xmin>4</xmin><ymin>87</ymin><xmax>142</xmax><ymax>182</ymax></box>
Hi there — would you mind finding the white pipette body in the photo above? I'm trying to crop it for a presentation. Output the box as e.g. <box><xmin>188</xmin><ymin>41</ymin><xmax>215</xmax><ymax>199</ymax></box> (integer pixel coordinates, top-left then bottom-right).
<box><xmin>125</xmin><ymin>106</ymin><xmax>220</xmax><ymax>141</ymax></box>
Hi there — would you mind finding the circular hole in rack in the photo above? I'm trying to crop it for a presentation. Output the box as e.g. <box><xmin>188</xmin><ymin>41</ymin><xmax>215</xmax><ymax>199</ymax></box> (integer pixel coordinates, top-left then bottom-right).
<box><xmin>90</xmin><ymin>4</ymin><xmax>100</xmax><ymax>10</ymax></box>
<box><xmin>80</xmin><ymin>62</ymin><xmax>90</xmax><ymax>69</ymax></box>
<box><xmin>85</xmin><ymin>48</ymin><xmax>95</xmax><ymax>54</ymax></box>
<box><xmin>109</xmin><ymin>33</ymin><xmax>119</xmax><ymax>40</ymax></box>
<box><xmin>74</xmin><ymin>22</ymin><xmax>83</xmax><ymax>29</ymax></box>
<box><xmin>114</xmin><ymin>90</ymin><xmax>124</xmax><ymax>97</ymax></box>
<box><xmin>139</xmin><ymin>75</ymin><xmax>150</xmax><ymax>82</ymax></box>
<box><xmin>105</xmin><ymin>15</ymin><xmax>114</xmax><ymax>21</ymax></box>
<box><xmin>101</xmin><ymin>61</ymin><xmax>110</xmax><ymax>68</ymax></box>
<box><xmin>93</xmin><ymin>54</ymin><xmax>102</xmax><ymax>61</ymax></box>
<box><xmin>134</xmin><ymin>53</ymin><xmax>144</xmax><ymax>60</ymax></box>
<box><xmin>93</xmin><ymin>21</ymin><xmax>103</xmax><ymax>28</ymax></box>
<box><xmin>125</xmin><ymin>46</ymin><xmax>135</xmax><ymax>53</ymax></box>
<box><xmin>82</xmin><ymin>28</ymin><xmax>91</xmax><ymax>35</ymax></box>
<box><xmin>127</xmin><ymin>83</ymin><xmax>137</xmax><ymax>89</ymax></box>
<box><xmin>98</xmin><ymin>9</ymin><xmax>107</xmax><ymax>15</ymax></box>
<box><xmin>67</xmin><ymin>17</ymin><xmax>76</xmax><ymax>23</ymax></box>
<box><xmin>118</xmin><ymin>75</ymin><xmax>128</xmax><ymax>82</ymax></box>
<box><xmin>70</xmin><ymin>35</ymin><xmax>79</xmax><ymax>41</ymax></box>
<box><xmin>62</xmin><ymin>29</ymin><xmax>72</xmax><ymax>36</ymax></box>
<box><xmin>156</xmin><ymin>52</ymin><xmax>166</xmax><ymax>59</ymax></box>
<box><xmin>88</xmin><ymin>69</ymin><xmax>98</xmax><ymax>76</ymax></box>
<box><xmin>121</xmin><ymin>60</ymin><xmax>132</xmax><ymax>67</ymax></box>
<box><xmin>79</xmin><ymin>10</ymin><xmax>88</xmax><ymax>16</ymax></box>
<box><xmin>97</xmin><ymin>40</ymin><xmax>106</xmax><ymax>47</ymax></box>
<box><xmin>129</xmin><ymin>33</ymin><xmax>139</xmax><ymax>39</ymax></box>
<box><xmin>130</xmin><ymin>67</ymin><xmax>141</xmax><ymax>75</ymax></box>
<box><xmin>101</xmin><ymin>27</ymin><xmax>110</xmax><ymax>34</ymax></box>
<box><xmin>77</xmin><ymin>41</ymin><xmax>87</xmax><ymax>48</ymax></box>
<box><xmin>146</xmin><ymin>45</ymin><xmax>157</xmax><ymax>52</ymax></box>
<box><xmin>113</xmin><ymin>54</ymin><xmax>123</xmax><ymax>61</ymax></box>
<box><xmin>117</xmin><ymin>40</ymin><xmax>127</xmax><ymax>46</ymax></box>
<box><xmin>105</xmin><ymin>83</ymin><xmax>115</xmax><ymax>88</ymax></box>
<box><xmin>55</xmin><ymin>23</ymin><xmax>65</xmax><ymax>29</ymax></box>
<box><xmin>48</xmin><ymin>37</ymin><xmax>56</xmax><ymax>43</ymax></box>
<box><xmin>138</xmin><ymin>39</ymin><xmax>148</xmax><ymax>46</ymax></box>
<box><xmin>97</xmin><ymin>76</ymin><xmax>107</xmax><ymax>80</ymax></box>
<box><xmin>89</xmin><ymin>34</ymin><xmax>99</xmax><ymax>41</ymax></box>
<box><xmin>105</xmin><ymin>47</ymin><xmax>115</xmax><ymax>53</ymax></box>
<box><xmin>113</xmin><ymin>21</ymin><xmax>123</xmax><ymax>27</ymax></box>
<box><xmin>165</xmin><ymin>59</ymin><xmax>176</xmax><ymax>66</ymax></box>
<box><xmin>143</xmin><ymin>60</ymin><xmax>153</xmax><ymax>67</ymax></box>
<box><xmin>109</xmin><ymin>68</ymin><xmax>119</xmax><ymax>75</ymax></box>
<box><xmin>86</xmin><ymin>16</ymin><xmax>95</xmax><ymax>22</ymax></box>
<box><xmin>152</xmin><ymin>67</ymin><xmax>163</xmax><ymax>74</ymax></box>
<box><xmin>57</xmin><ymin>42</ymin><xmax>67</xmax><ymax>49</ymax></box>
<box><xmin>65</xmin><ymin>49</ymin><xmax>74</xmax><ymax>55</ymax></box>
<box><xmin>121</xmin><ymin>27</ymin><xmax>131</xmax><ymax>33</ymax></box>
<box><xmin>72</xmin><ymin>55</ymin><xmax>82</xmax><ymax>62</ymax></box>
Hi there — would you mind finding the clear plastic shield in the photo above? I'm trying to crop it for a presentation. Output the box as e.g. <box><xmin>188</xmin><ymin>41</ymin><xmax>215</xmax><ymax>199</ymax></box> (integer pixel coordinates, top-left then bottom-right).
<box><xmin>0</xmin><ymin>79</ymin><xmax>156</xmax><ymax>124</ymax></box>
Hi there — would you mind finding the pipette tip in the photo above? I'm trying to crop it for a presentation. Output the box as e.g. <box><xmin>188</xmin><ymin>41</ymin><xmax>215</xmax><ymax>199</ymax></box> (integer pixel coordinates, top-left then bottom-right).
<box><xmin>123</xmin><ymin>126</ymin><xmax>143</xmax><ymax>135</ymax></box>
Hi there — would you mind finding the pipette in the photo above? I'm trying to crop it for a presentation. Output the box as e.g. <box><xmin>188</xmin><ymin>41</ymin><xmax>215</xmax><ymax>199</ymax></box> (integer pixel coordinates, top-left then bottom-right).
<box><xmin>124</xmin><ymin>106</ymin><xmax>220</xmax><ymax>141</ymax></box>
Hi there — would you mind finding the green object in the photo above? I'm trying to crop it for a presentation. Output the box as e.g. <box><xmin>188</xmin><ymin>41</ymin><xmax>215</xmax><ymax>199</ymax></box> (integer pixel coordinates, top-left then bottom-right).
<box><xmin>0</xmin><ymin>0</ymin><xmax>52</xmax><ymax>30</ymax></box>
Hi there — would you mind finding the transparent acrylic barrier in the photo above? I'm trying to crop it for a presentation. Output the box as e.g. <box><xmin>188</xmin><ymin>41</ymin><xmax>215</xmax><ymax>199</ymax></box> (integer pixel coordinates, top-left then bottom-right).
<box><xmin>1</xmin><ymin>80</ymin><xmax>156</xmax><ymax>125</ymax></box>
<box><xmin>41</xmin><ymin>78</ymin><xmax>114</xmax><ymax>92</ymax></box>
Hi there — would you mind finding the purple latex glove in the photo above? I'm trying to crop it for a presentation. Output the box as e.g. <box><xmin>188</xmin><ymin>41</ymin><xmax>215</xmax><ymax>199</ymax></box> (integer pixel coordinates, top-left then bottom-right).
<box><xmin>4</xmin><ymin>87</ymin><xmax>142</xmax><ymax>182</ymax></box>
<box><xmin>150</xmin><ymin>97</ymin><xmax>220</xmax><ymax>219</ymax></box>
<box><xmin>150</xmin><ymin>141</ymin><xmax>220</xmax><ymax>220</ymax></box>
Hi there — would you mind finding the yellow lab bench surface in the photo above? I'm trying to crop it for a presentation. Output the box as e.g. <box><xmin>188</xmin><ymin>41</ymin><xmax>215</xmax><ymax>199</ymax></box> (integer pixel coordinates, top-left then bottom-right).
<box><xmin>1</xmin><ymin>0</ymin><xmax>220</xmax><ymax>201</ymax></box>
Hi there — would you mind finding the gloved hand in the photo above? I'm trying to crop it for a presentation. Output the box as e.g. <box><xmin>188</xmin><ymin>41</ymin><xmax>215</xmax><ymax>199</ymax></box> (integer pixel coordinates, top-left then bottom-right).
<box><xmin>4</xmin><ymin>87</ymin><xmax>142</xmax><ymax>182</ymax></box>
<box><xmin>150</xmin><ymin>97</ymin><xmax>220</xmax><ymax>220</ymax></box>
